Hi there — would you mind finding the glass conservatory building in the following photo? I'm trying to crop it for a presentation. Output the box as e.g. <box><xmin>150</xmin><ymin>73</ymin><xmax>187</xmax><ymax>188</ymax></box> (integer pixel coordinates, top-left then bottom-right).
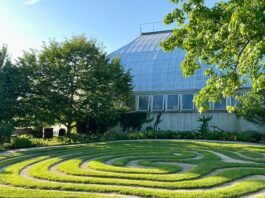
<box><xmin>109</xmin><ymin>30</ymin><xmax>263</xmax><ymax>132</ymax></box>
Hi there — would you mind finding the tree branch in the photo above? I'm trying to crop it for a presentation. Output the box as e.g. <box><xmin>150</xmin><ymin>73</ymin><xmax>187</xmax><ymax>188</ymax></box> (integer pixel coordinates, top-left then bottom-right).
<box><xmin>233</xmin><ymin>39</ymin><xmax>250</xmax><ymax>73</ymax></box>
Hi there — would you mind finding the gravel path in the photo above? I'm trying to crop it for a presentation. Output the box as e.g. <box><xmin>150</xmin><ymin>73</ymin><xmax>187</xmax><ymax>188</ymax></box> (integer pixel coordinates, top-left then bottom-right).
<box><xmin>1</xmin><ymin>139</ymin><xmax>265</xmax><ymax>197</ymax></box>
<box><xmin>202</xmin><ymin>150</ymin><xmax>255</xmax><ymax>163</ymax></box>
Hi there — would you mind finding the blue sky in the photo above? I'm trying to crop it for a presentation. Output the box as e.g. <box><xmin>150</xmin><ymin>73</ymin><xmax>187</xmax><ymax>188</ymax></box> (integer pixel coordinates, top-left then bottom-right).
<box><xmin>0</xmin><ymin>0</ymin><xmax>216</xmax><ymax>59</ymax></box>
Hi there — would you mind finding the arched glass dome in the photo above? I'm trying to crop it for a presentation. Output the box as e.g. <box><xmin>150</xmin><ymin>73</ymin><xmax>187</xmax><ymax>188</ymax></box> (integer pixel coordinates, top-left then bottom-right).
<box><xmin>109</xmin><ymin>31</ymin><xmax>208</xmax><ymax>93</ymax></box>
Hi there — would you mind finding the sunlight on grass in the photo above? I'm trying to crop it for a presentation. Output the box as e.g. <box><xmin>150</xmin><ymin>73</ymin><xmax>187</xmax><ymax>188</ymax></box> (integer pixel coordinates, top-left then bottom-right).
<box><xmin>0</xmin><ymin>140</ymin><xmax>265</xmax><ymax>197</ymax></box>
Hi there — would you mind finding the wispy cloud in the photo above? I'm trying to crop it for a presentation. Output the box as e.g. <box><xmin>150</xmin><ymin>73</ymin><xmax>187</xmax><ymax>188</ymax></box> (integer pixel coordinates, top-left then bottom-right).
<box><xmin>24</xmin><ymin>0</ymin><xmax>40</xmax><ymax>5</ymax></box>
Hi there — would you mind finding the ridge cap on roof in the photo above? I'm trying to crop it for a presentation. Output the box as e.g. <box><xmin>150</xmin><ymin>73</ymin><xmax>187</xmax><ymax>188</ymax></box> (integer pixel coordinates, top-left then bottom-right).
<box><xmin>141</xmin><ymin>30</ymin><xmax>173</xmax><ymax>35</ymax></box>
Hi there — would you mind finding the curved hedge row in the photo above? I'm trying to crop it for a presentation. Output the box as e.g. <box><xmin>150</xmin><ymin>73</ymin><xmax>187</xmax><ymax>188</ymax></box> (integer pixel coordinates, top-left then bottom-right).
<box><xmin>0</xmin><ymin>140</ymin><xmax>265</xmax><ymax>197</ymax></box>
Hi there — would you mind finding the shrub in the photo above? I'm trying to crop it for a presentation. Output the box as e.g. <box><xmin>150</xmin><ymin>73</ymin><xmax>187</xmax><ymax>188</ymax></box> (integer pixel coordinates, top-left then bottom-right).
<box><xmin>145</xmin><ymin>126</ymin><xmax>154</xmax><ymax>131</ymax></box>
<box><xmin>119</xmin><ymin>112</ymin><xmax>153</xmax><ymax>132</ymax></box>
<box><xmin>0</xmin><ymin>144</ymin><xmax>5</xmax><ymax>152</ymax></box>
<box><xmin>237</xmin><ymin>130</ymin><xmax>263</xmax><ymax>143</ymax></box>
<box><xmin>30</xmin><ymin>136</ymin><xmax>72</xmax><ymax>147</ymax></box>
<box><xmin>0</xmin><ymin>128</ymin><xmax>264</xmax><ymax>151</ymax></box>
<box><xmin>3</xmin><ymin>142</ymin><xmax>12</xmax><ymax>150</ymax></box>
<box><xmin>58</xmin><ymin>128</ymin><xmax>66</xmax><ymax>137</ymax></box>
<box><xmin>76</xmin><ymin>118</ymin><xmax>98</xmax><ymax>135</ymax></box>
<box><xmin>0</xmin><ymin>124</ymin><xmax>13</xmax><ymax>143</ymax></box>
<box><xmin>11</xmin><ymin>136</ymin><xmax>33</xmax><ymax>149</ymax></box>
<box><xmin>76</xmin><ymin>115</ymin><xmax>119</xmax><ymax>135</ymax></box>
<box><xmin>44</xmin><ymin>128</ymin><xmax>53</xmax><ymax>139</ymax></box>
<box><xmin>198</xmin><ymin>116</ymin><xmax>212</xmax><ymax>133</ymax></box>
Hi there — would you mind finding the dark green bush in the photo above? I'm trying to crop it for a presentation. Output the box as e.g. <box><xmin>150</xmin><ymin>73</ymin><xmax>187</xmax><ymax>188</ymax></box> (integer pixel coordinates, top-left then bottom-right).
<box><xmin>0</xmin><ymin>144</ymin><xmax>4</xmax><ymax>152</ymax></box>
<box><xmin>198</xmin><ymin>116</ymin><xmax>212</xmax><ymax>133</ymax></box>
<box><xmin>76</xmin><ymin>118</ymin><xmax>98</xmax><ymax>135</ymax></box>
<box><xmin>96</xmin><ymin>130</ymin><xmax>264</xmax><ymax>144</ymax></box>
<box><xmin>76</xmin><ymin>115</ymin><xmax>119</xmax><ymax>135</ymax></box>
<box><xmin>11</xmin><ymin>136</ymin><xmax>33</xmax><ymax>149</ymax></box>
<box><xmin>0</xmin><ymin>124</ymin><xmax>13</xmax><ymax>143</ymax></box>
<box><xmin>44</xmin><ymin>128</ymin><xmax>53</xmax><ymax>139</ymax></box>
<box><xmin>237</xmin><ymin>130</ymin><xmax>263</xmax><ymax>143</ymax></box>
<box><xmin>119</xmin><ymin>112</ymin><xmax>152</xmax><ymax>132</ymax></box>
<box><xmin>1</xmin><ymin>128</ymin><xmax>264</xmax><ymax>151</ymax></box>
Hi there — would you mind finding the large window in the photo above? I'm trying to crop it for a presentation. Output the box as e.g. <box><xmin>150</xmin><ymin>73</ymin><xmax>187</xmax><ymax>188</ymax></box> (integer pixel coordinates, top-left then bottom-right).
<box><xmin>182</xmin><ymin>94</ymin><xmax>194</xmax><ymax>110</ymax></box>
<box><xmin>167</xmin><ymin>95</ymin><xmax>179</xmax><ymax>111</ymax></box>
<box><xmin>214</xmin><ymin>98</ymin><xmax>227</xmax><ymax>110</ymax></box>
<box><xmin>138</xmin><ymin>95</ymin><xmax>149</xmax><ymax>111</ymax></box>
<box><xmin>152</xmin><ymin>95</ymin><xmax>164</xmax><ymax>111</ymax></box>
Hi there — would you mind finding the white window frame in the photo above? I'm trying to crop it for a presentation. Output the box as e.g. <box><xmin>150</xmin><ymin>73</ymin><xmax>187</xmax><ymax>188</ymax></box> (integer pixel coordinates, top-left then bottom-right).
<box><xmin>181</xmin><ymin>93</ymin><xmax>195</xmax><ymax>111</ymax></box>
<box><xmin>151</xmin><ymin>95</ymin><xmax>165</xmax><ymax>112</ymax></box>
<box><xmin>137</xmin><ymin>95</ymin><xmax>150</xmax><ymax>112</ymax></box>
<box><xmin>166</xmin><ymin>94</ymin><xmax>180</xmax><ymax>112</ymax></box>
<box><xmin>229</xmin><ymin>96</ymin><xmax>236</xmax><ymax>106</ymax></box>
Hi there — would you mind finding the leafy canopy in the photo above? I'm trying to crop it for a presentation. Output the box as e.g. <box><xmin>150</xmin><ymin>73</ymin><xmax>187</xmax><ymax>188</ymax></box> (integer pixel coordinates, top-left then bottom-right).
<box><xmin>162</xmin><ymin>0</ymin><xmax>265</xmax><ymax>112</ymax></box>
<box><xmin>17</xmin><ymin>35</ymin><xmax>133</xmax><ymax>133</ymax></box>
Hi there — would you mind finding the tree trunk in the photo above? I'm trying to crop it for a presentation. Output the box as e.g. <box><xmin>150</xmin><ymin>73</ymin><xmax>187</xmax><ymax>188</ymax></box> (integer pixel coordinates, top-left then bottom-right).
<box><xmin>66</xmin><ymin>125</ymin><xmax>72</xmax><ymax>135</ymax></box>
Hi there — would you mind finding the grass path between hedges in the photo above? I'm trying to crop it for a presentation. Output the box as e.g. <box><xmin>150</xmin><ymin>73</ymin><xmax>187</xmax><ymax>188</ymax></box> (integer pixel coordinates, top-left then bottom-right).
<box><xmin>1</xmin><ymin>140</ymin><xmax>265</xmax><ymax>197</ymax></box>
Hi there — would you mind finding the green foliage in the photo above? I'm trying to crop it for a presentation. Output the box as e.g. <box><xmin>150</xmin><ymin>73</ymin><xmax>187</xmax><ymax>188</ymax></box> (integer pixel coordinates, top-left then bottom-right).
<box><xmin>1</xmin><ymin>136</ymin><xmax>72</xmax><ymax>150</ymax></box>
<box><xmin>66</xmin><ymin>133</ymin><xmax>98</xmax><ymax>143</ymax></box>
<box><xmin>2</xmin><ymin>140</ymin><xmax>265</xmax><ymax>197</ymax></box>
<box><xmin>16</xmin><ymin>35</ymin><xmax>133</xmax><ymax>134</ymax></box>
<box><xmin>198</xmin><ymin>115</ymin><xmax>212</xmax><ymax>133</ymax></box>
<box><xmin>0</xmin><ymin>129</ymin><xmax>264</xmax><ymax>151</ymax></box>
<box><xmin>199</xmin><ymin>130</ymin><xmax>263</xmax><ymax>143</ymax></box>
<box><xmin>0</xmin><ymin>124</ymin><xmax>13</xmax><ymax>143</ymax></box>
<box><xmin>236</xmin><ymin>90</ymin><xmax>265</xmax><ymax>125</ymax></box>
<box><xmin>54</xmin><ymin>130</ymin><xmax>265</xmax><ymax>144</ymax></box>
<box><xmin>76</xmin><ymin>114</ymin><xmax>119</xmax><ymax>135</ymax></box>
<box><xmin>0</xmin><ymin>46</ymin><xmax>28</xmax><ymax>126</ymax></box>
<box><xmin>119</xmin><ymin>112</ymin><xmax>153</xmax><ymax>132</ymax></box>
<box><xmin>162</xmin><ymin>0</ymin><xmax>265</xmax><ymax>112</ymax></box>
<box><xmin>11</xmin><ymin>136</ymin><xmax>33</xmax><ymax>149</ymax></box>
<box><xmin>236</xmin><ymin>130</ymin><xmax>264</xmax><ymax>143</ymax></box>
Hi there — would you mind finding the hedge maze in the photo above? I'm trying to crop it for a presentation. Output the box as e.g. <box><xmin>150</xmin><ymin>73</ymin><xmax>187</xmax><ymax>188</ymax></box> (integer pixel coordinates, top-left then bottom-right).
<box><xmin>0</xmin><ymin>140</ymin><xmax>265</xmax><ymax>197</ymax></box>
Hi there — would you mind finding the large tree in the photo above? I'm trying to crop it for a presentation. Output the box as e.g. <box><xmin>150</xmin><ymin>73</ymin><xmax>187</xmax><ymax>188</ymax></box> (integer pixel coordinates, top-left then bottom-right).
<box><xmin>18</xmin><ymin>36</ymin><xmax>132</xmax><ymax>133</ymax></box>
<box><xmin>0</xmin><ymin>45</ymin><xmax>27</xmax><ymax>125</ymax></box>
<box><xmin>162</xmin><ymin>0</ymin><xmax>265</xmax><ymax>114</ymax></box>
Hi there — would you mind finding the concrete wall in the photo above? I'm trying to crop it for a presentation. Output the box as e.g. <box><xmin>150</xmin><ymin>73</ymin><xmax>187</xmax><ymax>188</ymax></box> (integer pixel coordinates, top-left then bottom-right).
<box><xmin>143</xmin><ymin>112</ymin><xmax>264</xmax><ymax>133</ymax></box>
<box><xmin>50</xmin><ymin>124</ymin><xmax>67</xmax><ymax>136</ymax></box>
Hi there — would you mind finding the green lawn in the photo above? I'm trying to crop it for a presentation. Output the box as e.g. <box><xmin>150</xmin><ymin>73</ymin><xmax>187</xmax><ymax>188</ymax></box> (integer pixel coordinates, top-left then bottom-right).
<box><xmin>0</xmin><ymin>140</ymin><xmax>265</xmax><ymax>197</ymax></box>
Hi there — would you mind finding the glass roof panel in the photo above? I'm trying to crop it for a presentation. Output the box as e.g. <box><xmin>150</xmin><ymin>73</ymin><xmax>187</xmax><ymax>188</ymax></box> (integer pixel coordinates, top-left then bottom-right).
<box><xmin>109</xmin><ymin>31</ymin><xmax>249</xmax><ymax>93</ymax></box>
